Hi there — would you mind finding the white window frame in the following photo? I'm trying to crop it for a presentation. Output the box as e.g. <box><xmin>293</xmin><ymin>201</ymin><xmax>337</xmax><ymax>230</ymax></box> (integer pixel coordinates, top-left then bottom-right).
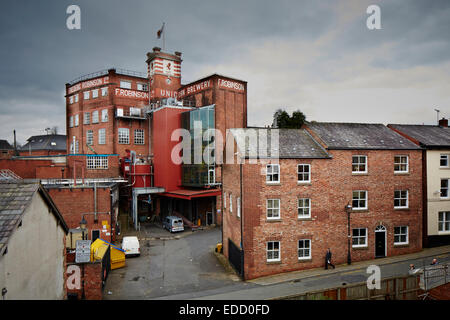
<box><xmin>297</xmin><ymin>164</ymin><xmax>311</xmax><ymax>183</ymax></box>
<box><xmin>224</xmin><ymin>192</ymin><xmax>227</xmax><ymax>209</ymax></box>
<box><xmin>98</xmin><ymin>128</ymin><xmax>106</xmax><ymax>145</ymax></box>
<box><xmin>267</xmin><ymin>241</ymin><xmax>280</xmax><ymax>262</ymax></box>
<box><xmin>352</xmin><ymin>190</ymin><xmax>368</xmax><ymax>210</ymax></box>
<box><xmin>74</xmin><ymin>114</ymin><xmax>79</xmax><ymax>127</ymax></box>
<box><xmin>352</xmin><ymin>228</ymin><xmax>368</xmax><ymax>248</ymax></box>
<box><xmin>101</xmin><ymin>87</ymin><xmax>108</xmax><ymax>97</ymax></box>
<box><xmin>229</xmin><ymin>194</ymin><xmax>233</xmax><ymax>213</ymax></box>
<box><xmin>394</xmin><ymin>155</ymin><xmax>409</xmax><ymax>173</ymax></box>
<box><xmin>118</xmin><ymin>128</ymin><xmax>130</xmax><ymax>144</ymax></box>
<box><xmin>237</xmin><ymin>197</ymin><xmax>241</xmax><ymax>218</ymax></box>
<box><xmin>84</xmin><ymin>112</ymin><xmax>90</xmax><ymax>125</ymax></box>
<box><xmin>441</xmin><ymin>179</ymin><xmax>449</xmax><ymax>199</ymax></box>
<box><xmin>266</xmin><ymin>199</ymin><xmax>280</xmax><ymax>220</ymax></box>
<box><xmin>298</xmin><ymin>198</ymin><xmax>311</xmax><ymax>219</ymax></box>
<box><xmin>134</xmin><ymin>129</ymin><xmax>145</xmax><ymax>145</ymax></box>
<box><xmin>440</xmin><ymin>154</ymin><xmax>450</xmax><ymax>168</ymax></box>
<box><xmin>74</xmin><ymin>94</ymin><xmax>79</xmax><ymax>102</ymax></box>
<box><xmin>69</xmin><ymin>116</ymin><xmax>73</xmax><ymax>128</ymax></box>
<box><xmin>120</xmin><ymin>80</ymin><xmax>132</xmax><ymax>89</ymax></box>
<box><xmin>352</xmin><ymin>155</ymin><xmax>367</xmax><ymax>174</ymax></box>
<box><xmin>266</xmin><ymin>164</ymin><xmax>280</xmax><ymax>184</ymax></box>
<box><xmin>69</xmin><ymin>96</ymin><xmax>73</xmax><ymax>104</ymax></box>
<box><xmin>92</xmin><ymin>110</ymin><xmax>99</xmax><ymax>124</ymax></box>
<box><xmin>92</xmin><ymin>89</ymin><xmax>99</xmax><ymax>99</ymax></box>
<box><xmin>394</xmin><ymin>226</ymin><xmax>409</xmax><ymax>245</ymax></box>
<box><xmin>394</xmin><ymin>190</ymin><xmax>409</xmax><ymax>209</ymax></box>
<box><xmin>438</xmin><ymin>211</ymin><xmax>450</xmax><ymax>233</ymax></box>
<box><xmin>137</xmin><ymin>83</ymin><xmax>148</xmax><ymax>91</ymax></box>
<box><xmin>86</xmin><ymin>130</ymin><xmax>93</xmax><ymax>146</ymax></box>
<box><xmin>101</xmin><ymin>109</ymin><xmax>108</xmax><ymax>122</ymax></box>
<box><xmin>83</xmin><ymin>91</ymin><xmax>90</xmax><ymax>100</ymax></box>
<box><xmin>86</xmin><ymin>156</ymin><xmax>108</xmax><ymax>170</ymax></box>
<box><xmin>298</xmin><ymin>239</ymin><xmax>311</xmax><ymax>260</ymax></box>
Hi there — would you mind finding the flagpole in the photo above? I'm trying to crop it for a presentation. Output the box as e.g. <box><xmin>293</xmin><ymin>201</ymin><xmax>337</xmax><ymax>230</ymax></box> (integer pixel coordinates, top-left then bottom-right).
<box><xmin>163</xmin><ymin>22</ymin><xmax>165</xmax><ymax>51</ymax></box>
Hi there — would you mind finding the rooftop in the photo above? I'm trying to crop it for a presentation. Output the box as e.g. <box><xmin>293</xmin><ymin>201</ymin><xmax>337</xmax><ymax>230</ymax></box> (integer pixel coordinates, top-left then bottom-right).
<box><xmin>0</xmin><ymin>140</ymin><xmax>13</xmax><ymax>150</ymax></box>
<box><xmin>388</xmin><ymin>124</ymin><xmax>450</xmax><ymax>148</ymax></box>
<box><xmin>306</xmin><ymin>122</ymin><xmax>421</xmax><ymax>150</ymax></box>
<box><xmin>230</xmin><ymin>128</ymin><xmax>330</xmax><ymax>159</ymax></box>
<box><xmin>0</xmin><ymin>181</ymin><xmax>68</xmax><ymax>255</ymax></box>
<box><xmin>20</xmin><ymin>134</ymin><xmax>66</xmax><ymax>152</ymax></box>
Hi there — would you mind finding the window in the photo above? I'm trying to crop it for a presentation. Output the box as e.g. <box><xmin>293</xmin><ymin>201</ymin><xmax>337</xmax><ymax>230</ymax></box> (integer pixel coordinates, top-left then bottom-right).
<box><xmin>267</xmin><ymin>199</ymin><xmax>280</xmax><ymax>220</ymax></box>
<box><xmin>120</xmin><ymin>80</ymin><xmax>132</xmax><ymax>89</ymax></box>
<box><xmin>83</xmin><ymin>91</ymin><xmax>90</xmax><ymax>100</ymax></box>
<box><xmin>86</xmin><ymin>130</ymin><xmax>93</xmax><ymax>146</ymax></box>
<box><xmin>98</xmin><ymin>129</ymin><xmax>106</xmax><ymax>144</ymax></box>
<box><xmin>208</xmin><ymin>167</ymin><xmax>215</xmax><ymax>184</ymax></box>
<box><xmin>394</xmin><ymin>155</ymin><xmax>408</xmax><ymax>173</ymax></box>
<box><xmin>352</xmin><ymin>155</ymin><xmax>367</xmax><ymax>173</ymax></box>
<box><xmin>92</xmin><ymin>89</ymin><xmax>99</xmax><ymax>99</ymax></box>
<box><xmin>297</xmin><ymin>164</ymin><xmax>311</xmax><ymax>183</ymax></box>
<box><xmin>137</xmin><ymin>83</ymin><xmax>148</xmax><ymax>91</ymax></box>
<box><xmin>441</xmin><ymin>179</ymin><xmax>449</xmax><ymax>198</ymax></box>
<box><xmin>298</xmin><ymin>198</ymin><xmax>311</xmax><ymax>218</ymax></box>
<box><xmin>69</xmin><ymin>116</ymin><xmax>73</xmax><ymax>128</ymax></box>
<box><xmin>352</xmin><ymin>228</ymin><xmax>367</xmax><ymax>247</ymax></box>
<box><xmin>441</xmin><ymin>154</ymin><xmax>449</xmax><ymax>168</ymax></box>
<box><xmin>298</xmin><ymin>239</ymin><xmax>311</xmax><ymax>260</ymax></box>
<box><xmin>267</xmin><ymin>241</ymin><xmax>280</xmax><ymax>262</ymax></box>
<box><xmin>224</xmin><ymin>192</ymin><xmax>227</xmax><ymax>209</ymax></box>
<box><xmin>237</xmin><ymin>197</ymin><xmax>241</xmax><ymax>218</ymax></box>
<box><xmin>101</xmin><ymin>87</ymin><xmax>108</xmax><ymax>96</ymax></box>
<box><xmin>84</xmin><ymin>112</ymin><xmax>90</xmax><ymax>125</ymax></box>
<box><xmin>229</xmin><ymin>194</ymin><xmax>233</xmax><ymax>213</ymax></box>
<box><xmin>101</xmin><ymin>109</ymin><xmax>108</xmax><ymax>122</ymax></box>
<box><xmin>352</xmin><ymin>190</ymin><xmax>368</xmax><ymax>210</ymax></box>
<box><xmin>92</xmin><ymin>110</ymin><xmax>99</xmax><ymax>124</ymax></box>
<box><xmin>118</xmin><ymin>128</ymin><xmax>129</xmax><ymax>144</ymax></box>
<box><xmin>394</xmin><ymin>226</ymin><xmax>408</xmax><ymax>245</ymax></box>
<box><xmin>74</xmin><ymin>94</ymin><xmax>79</xmax><ymax>102</ymax></box>
<box><xmin>74</xmin><ymin>114</ymin><xmax>79</xmax><ymax>127</ymax></box>
<box><xmin>438</xmin><ymin>212</ymin><xmax>450</xmax><ymax>233</ymax></box>
<box><xmin>394</xmin><ymin>190</ymin><xmax>409</xmax><ymax>209</ymax></box>
<box><xmin>69</xmin><ymin>96</ymin><xmax>73</xmax><ymax>104</ymax></box>
<box><xmin>74</xmin><ymin>140</ymin><xmax>79</xmax><ymax>153</ymax></box>
<box><xmin>134</xmin><ymin>129</ymin><xmax>144</xmax><ymax>145</ymax></box>
<box><xmin>87</xmin><ymin>156</ymin><xmax>108</xmax><ymax>169</ymax></box>
<box><xmin>266</xmin><ymin>164</ymin><xmax>280</xmax><ymax>183</ymax></box>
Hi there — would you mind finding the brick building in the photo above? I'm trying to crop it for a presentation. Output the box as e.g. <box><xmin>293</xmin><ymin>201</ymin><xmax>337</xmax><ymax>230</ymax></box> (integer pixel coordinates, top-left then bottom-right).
<box><xmin>388</xmin><ymin>119</ymin><xmax>450</xmax><ymax>247</ymax></box>
<box><xmin>0</xmin><ymin>140</ymin><xmax>14</xmax><ymax>159</ymax></box>
<box><xmin>19</xmin><ymin>134</ymin><xmax>66</xmax><ymax>156</ymax></box>
<box><xmin>223</xmin><ymin>123</ymin><xmax>423</xmax><ymax>280</ymax></box>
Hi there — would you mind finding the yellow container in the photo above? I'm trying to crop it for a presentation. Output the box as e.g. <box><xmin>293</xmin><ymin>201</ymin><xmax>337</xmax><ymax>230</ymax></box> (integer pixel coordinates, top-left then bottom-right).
<box><xmin>90</xmin><ymin>238</ymin><xmax>126</xmax><ymax>270</ymax></box>
<box><xmin>216</xmin><ymin>243</ymin><xmax>223</xmax><ymax>253</ymax></box>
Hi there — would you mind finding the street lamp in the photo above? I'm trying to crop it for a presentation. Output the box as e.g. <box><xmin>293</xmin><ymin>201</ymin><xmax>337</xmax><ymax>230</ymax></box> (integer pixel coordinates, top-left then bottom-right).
<box><xmin>79</xmin><ymin>215</ymin><xmax>87</xmax><ymax>240</ymax></box>
<box><xmin>345</xmin><ymin>202</ymin><xmax>352</xmax><ymax>265</ymax></box>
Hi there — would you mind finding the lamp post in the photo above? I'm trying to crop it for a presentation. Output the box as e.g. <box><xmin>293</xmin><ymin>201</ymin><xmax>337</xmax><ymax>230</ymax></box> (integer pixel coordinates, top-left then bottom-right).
<box><xmin>345</xmin><ymin>202</ymin><xmax>352</xmax><ymax>265</ymax></box>
<box><xmin>79</xmin><ymin>215</ymin><xmax>87</xmax><ymax>240</ymax></box>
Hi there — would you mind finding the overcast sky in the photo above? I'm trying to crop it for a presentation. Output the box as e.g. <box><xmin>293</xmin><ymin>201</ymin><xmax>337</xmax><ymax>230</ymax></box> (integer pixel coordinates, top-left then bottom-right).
<box><xmin>0</xmin><ymin>0</ymin><xmax>449</xmax><ymax>144</ymax></box>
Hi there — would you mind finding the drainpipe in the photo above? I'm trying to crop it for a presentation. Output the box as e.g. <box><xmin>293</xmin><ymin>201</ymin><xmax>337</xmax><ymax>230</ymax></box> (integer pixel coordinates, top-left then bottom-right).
<box><xmin>240</xmin><ymin>162</ymin><xmax>244</xmax><ymax>280</ymax></box>
<box><xmin>94</xmin><ymin>182</ymin><xmax>97</xmax><ymax>222</ymax></box>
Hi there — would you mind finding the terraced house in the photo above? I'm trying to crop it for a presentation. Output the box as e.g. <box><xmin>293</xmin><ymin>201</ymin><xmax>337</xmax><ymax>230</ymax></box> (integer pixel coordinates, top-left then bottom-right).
<box><xmin>222</xmin><ymin>123</ymin><xmax>423</xmax><ymax>280</ymax></box>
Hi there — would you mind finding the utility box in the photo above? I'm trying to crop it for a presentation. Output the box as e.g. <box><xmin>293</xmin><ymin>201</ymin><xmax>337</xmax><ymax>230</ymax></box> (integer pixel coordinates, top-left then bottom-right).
<box><xmin>67</xmin><ymin>229</ymin><xmax>86</xmax><ymax>249</ymax></box>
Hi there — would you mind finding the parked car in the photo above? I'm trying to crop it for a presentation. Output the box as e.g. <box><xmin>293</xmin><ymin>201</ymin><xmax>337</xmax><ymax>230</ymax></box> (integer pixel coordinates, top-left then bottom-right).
<box><xmin>163</xmin><ymin>216</ymin><xmax>185</xmax><ymax>233</ymax></box>
<box><xmin>121</xmin><ymin>236</ymin><xmax>140</xmax><ymax>257</ymax></box>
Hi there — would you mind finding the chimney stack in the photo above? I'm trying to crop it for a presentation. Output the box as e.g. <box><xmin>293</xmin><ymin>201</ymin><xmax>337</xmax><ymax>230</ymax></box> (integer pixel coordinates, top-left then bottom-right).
<box><xmin>439</xmin><ymin>117</ymin><xmax>448</xmax><ymax>128</ymax></box>
<box><xmin>13</xmin><ymin>129</ymin><xmax>18</xmax><ymax>156</ymax></box>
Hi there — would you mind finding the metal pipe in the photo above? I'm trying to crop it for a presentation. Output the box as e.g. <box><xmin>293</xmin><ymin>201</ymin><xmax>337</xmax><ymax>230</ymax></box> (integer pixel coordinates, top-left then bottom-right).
<box><xmin>94</xmin><ymin>182</ymin><xmax>97</xmax><ymax>221</ymax></box>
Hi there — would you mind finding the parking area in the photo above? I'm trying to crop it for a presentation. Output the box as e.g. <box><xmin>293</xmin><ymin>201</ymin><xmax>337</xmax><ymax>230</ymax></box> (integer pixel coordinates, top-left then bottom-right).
<box><xmin>103</xmin><ymin>225</ymin><xmax>248</xmax><ymax>299</ymax></box>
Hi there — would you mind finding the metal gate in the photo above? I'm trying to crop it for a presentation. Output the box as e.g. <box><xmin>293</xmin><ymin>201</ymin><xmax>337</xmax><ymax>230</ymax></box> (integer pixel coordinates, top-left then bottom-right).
<box><xmin>101</xmin><ymin>245</ymin><xmax>111</xmax><ymax>288</ymax></box>
<box><xmin>228</xmin><ymin>239</ymin><xmax>243</xmax><ymax>279</ymax></box>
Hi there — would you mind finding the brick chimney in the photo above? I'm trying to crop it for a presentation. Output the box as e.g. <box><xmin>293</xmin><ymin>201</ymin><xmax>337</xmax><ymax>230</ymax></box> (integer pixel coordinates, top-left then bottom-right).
<box><xmin>439</xmin><ymin>117</ymin><xmax>448</xmax><ymax>127</ymax></box>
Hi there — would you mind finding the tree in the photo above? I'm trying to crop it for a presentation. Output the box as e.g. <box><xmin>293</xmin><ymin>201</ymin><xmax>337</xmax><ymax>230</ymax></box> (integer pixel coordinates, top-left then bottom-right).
<box><xmin>272</xmin><ymin>109</ymin><xmax>306</xmax><ymax>129</ymax></box>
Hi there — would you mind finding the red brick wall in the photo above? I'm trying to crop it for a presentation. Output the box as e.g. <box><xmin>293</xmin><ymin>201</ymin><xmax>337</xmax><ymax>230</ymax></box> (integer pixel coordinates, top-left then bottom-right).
<box><xmin>67</xmin><ymin>155</ymin><xmax>120</xmax><ymax>178</ymax></box>
<box><xmin>47</xmin><ymin>187</ymin><xmax>116</xmax><ymax>242</ymax></box>
<box><xmin>0</xmin><ymin>159</ymin><xmax>56</xmax><ymax>178</ymax></box>
<box><xmin>223</xmin><ymin>149</ymin><xmax>423</xmax><ymax>280</ymax></box>
<box><xmin>18</xmin><ymin>150</ymin><xmax>66</xmax><ymax>156</ymax></box>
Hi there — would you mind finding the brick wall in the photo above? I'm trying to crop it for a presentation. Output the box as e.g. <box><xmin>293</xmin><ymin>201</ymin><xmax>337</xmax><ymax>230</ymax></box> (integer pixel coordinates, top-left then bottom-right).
<box><xmin>0</xmin><ymin>159</ymin><xmax>57</xmax><ymax>178</ymax></box>
<box><xmin>223</xmin><ymin>149</ymin><xmax>423</xmax><ymax>280</ymax></box>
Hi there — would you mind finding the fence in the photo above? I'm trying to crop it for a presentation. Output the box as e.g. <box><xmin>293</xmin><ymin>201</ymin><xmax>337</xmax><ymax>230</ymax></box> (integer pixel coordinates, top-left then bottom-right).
<box><xmin>274</xmin><ymin>274</ymin><xmax>421</xmax><ymax>300</ymax></box>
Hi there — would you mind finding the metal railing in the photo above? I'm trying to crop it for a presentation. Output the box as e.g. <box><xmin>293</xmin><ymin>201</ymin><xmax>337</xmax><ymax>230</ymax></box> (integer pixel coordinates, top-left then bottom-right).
<box><xmin>68</xmin><ymin>68</ymin><xmax>147</xmax><ymax>86</ymax></box>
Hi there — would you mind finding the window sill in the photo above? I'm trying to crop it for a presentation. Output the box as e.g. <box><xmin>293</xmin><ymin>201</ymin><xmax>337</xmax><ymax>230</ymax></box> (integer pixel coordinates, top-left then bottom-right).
<box><xmin>266</xmin><ymin>260</ymin><xmax>282</xmax><ymax>265</ymax></box>
<box><xmin>394</xmin><ymin>243</ymin><xmax>409</xmax><ymax>248</ymax></box>
<box><xmin>352</xmin><ymin>172</ymin><xmax>368</xmax><ymax>176</ymax></box>
<box><xmin>438</xmin><ymin>232</ymin><xmax>450</xmax><ymax>235</ymax></box>
<box><xmin>394</xmin><ymin>208</ymin><xmax>410</xmax><ymax>211</ymax></box>
<box><xmin>298</xmin><ymin>217</ymin><xmax>312</xmax><ymax>221</ymax></box>
<box><xmin>266</xmin><ymin>182</ymin><xmax>281</xmax><ymax>186</ymax></box>
<box><xmin>297</xmin><ymin>182</ymin><xmax>312</xmax><ymax>186</ymax></box>
<box><xmin>298</xmin><ymin>258</ymin><xmax>312</xmax><ymax>263</ymax></box>
<box><xmin>352</xmin><ymin>246</ymin><xmax>368</xmax><ymax>250</ymax></box>
<box><xmin>266</xmin><ymin>219</ymin><xmax>281</xmax><ymax>222</ymax></box>
<box><xmin>394</xmin><ymin>172</ymin><xmax>410</xmax><ymax>175</ymax></box>
<box><xmin>352</xmin><ymin>209</ymin><xmax>368</xmax><ymax>213</ymax></box>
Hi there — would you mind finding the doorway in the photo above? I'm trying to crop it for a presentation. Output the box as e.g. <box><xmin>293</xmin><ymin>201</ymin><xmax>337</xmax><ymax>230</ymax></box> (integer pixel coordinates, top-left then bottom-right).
<box><xmin>375</xmin><ymin>225</ymin><xmax>386</xmax><ymax>258</ymax></box>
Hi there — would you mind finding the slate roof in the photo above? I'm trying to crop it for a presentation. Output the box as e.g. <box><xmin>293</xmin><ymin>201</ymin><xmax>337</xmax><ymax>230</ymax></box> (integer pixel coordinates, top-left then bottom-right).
<box><xmin>230</xmin><ymin>128</ymin><xmax>330</xmax><ymax>159</ymax></box>
<box><xmin>20</xmin><ymin>134</ymin><xmax>66</xmax><ymax>152</ymax></box>
<box><xmin>306</xmin><ymin>122</ymin><xmax>421</xmax><ymax>150</ymax></box>
<box><xmin>388</xmin><ymin>124</ymin><xmax>450</xmax><ymax>148</ymax></box>
<box><xmin>0</xmin><ymin>140</ymin><xmax>13</xmax><ymax>150</ymax></box>
<box><xmin>0</xmin><ymin>181</ymin><xmax>68</xmax><ymax>255</ymax></box>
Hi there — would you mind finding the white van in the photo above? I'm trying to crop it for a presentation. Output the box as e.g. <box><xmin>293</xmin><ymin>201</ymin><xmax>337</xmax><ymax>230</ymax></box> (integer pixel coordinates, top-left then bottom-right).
<box><xmin>163</xmin><ymin>216</ymin><xmax>185</xmax><ymax>233</ymax></box>
<box><xmin>121</xmin><ymin>236</ymin><xmax>140</xmax><ymax>257</ymax></box>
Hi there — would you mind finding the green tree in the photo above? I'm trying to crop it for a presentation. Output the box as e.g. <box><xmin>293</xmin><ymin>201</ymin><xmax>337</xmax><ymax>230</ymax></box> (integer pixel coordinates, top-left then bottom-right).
<box><xmin>273</xmin><ymin>109</ymin><xmax>306</xmax><ymax>128</ymax></box>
